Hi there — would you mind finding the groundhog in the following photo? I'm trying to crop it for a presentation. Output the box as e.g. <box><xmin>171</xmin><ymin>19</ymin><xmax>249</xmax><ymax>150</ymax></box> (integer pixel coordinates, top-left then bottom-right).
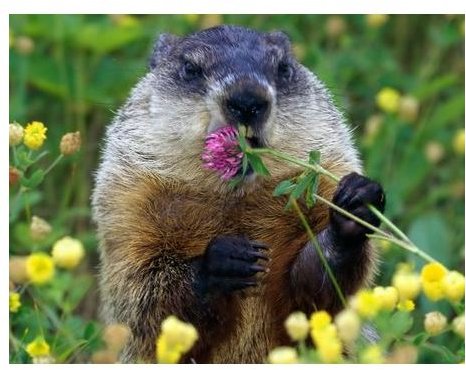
<box><xmin>92</xmin><ymin>25</ymin><xmax>385</xmax><ymax>363</ymax></box>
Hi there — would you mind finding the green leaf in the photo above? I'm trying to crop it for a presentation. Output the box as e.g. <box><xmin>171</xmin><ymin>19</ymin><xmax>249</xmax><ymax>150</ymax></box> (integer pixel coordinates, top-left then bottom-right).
<box><xmin>241</xmin><ymin>154</ymin><xmax>249</xmax><ymax>176</ymax></box>
<box><xmin>246</xmin><ymin>153</ymin><xmax>270</xmax><ymax>177</ymax></box>
<box><xmin>388</xmin><ymin>311</ymin><xmax>414</xmax><ymax>339</ymax></box>
<box><xmin>291</xmin><ymin>175</ymin><xmax>310</xmax><ymax>200</ymax></box>
<box><xmin>20</xmin><ymin>169</ymin><xmax>44</xmax><ymax>188</ymax></box>
<box><xmin>15</xmin><ymin>146</ymin><xmax>35</xmax><ymax>171</ymax></box>
<box><xmin>412</xmin><ymin>332</ymin><xmax>429</xmax><ymax>346</ymax></box>
<box><xmin>273</xmin><ymin>180</ymin><xmax>296</xmax><ymax>197</ymax></box>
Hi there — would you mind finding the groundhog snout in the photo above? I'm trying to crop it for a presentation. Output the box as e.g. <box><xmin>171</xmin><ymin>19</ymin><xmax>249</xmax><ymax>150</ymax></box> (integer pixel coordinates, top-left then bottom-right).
<box><xmin>223</xmin><ymin>86</ymin><xmax>271</xmax><ymax>129</ymax></box>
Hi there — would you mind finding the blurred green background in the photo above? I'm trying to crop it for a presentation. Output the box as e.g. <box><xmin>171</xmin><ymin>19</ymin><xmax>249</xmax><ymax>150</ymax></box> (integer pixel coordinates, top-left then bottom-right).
<box><xmin>9</xmin><ymin>15</ymin><xmax>465</xmax><ymax>363</ymax></box>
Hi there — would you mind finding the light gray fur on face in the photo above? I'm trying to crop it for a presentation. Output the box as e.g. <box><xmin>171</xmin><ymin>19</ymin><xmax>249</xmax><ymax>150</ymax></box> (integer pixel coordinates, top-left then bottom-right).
<box><xmin>93</xmin><ymin>25</ymin><xmax>362</xmax><ymax>203</ymax></box>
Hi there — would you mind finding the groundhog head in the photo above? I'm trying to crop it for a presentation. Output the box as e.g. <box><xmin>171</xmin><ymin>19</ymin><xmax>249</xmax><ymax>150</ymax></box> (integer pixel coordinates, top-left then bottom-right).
<box><xmin>114</xmin><ymin>25</ymin><xmax>359</xmax><ymax>188</ymax></box>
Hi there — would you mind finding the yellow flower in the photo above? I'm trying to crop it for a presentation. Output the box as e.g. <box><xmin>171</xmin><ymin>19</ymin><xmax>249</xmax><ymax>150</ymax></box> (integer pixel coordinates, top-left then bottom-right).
<box><xmin>350</xmin><ymin>289</ymin><xmax>381</xmax><ymax>318</ymax></box>
<box><xmin>421</xmin><ymin>262</ymin><xmax>447</xmax><ymax>301</ymax></box>
<box><xmin>309</xmin><ymin>310</ymin><xmax>332</xmax><ymax>331</ymax></box>
<box><xmin>9</xmin><ymin>122</ymin><xmax>24</xmax><ymax>146</ymax></box>
<box><xmin>183</xmin><ymin>14</ymin><xmax>200</xmax><ymax>25</ymax></box>
<box><xmin>9</xmin><ymin>292</ymin><xmax>21</xmax><ymax>313</ymax></box>
<box><xmin>442</xmin><ymin>271</ymin><xmax>465</xmax><ymax>302</ymax></box>
<box><xmin>399</xmin><ymin>95</ymin><xmax>420</xmax><ymax>122</ymax></box>
<box><xmin>366</xmin><ymin>14</ymin><xmax>389</xmax><ymax>28</ymax></box>
<box><xmin>26</xmin><ymin>253</ymin><xmax>55</xmax><ymax>285</ymax></box>
<box><xmin>109</xmin><ymin>14</ymin><xmax>139</xmax><ymax>28</ymax></box>
<box><xmin>397</xmin><ymin>299</ymin><xmax>415</xmax><ymax>312</ymax></box>
<box><xmin>200</xmin><ymin>14</ymin><xmax>223</xmax><ymax>29</ymax></box>
<box><xmin>102</xmin><ymin>323</ymin><xmax>131</xmax><ymax>353</ymax></box>
<box><xmin>51</xmin><ymin>236</ymin><xmax>85</xmax><ymax>269</ymax></box>
<box><xmin>60</xmin><ymin>132</ymin><xmax>81</xmax><ymax>156</ymax></box>
<box><xmin>392</xmin><ymin>271</ymin><xmax>421</xmax><ymax>301</ymax></box>
<box><xmin>317</xmin><ymin>336</ymin><xmax>343</xmax><ymax>363</ymax></box>
<box><xmin>453</xmin><ymin>129</ymin><xmax>465</xmax><ymax>155</ymax></box>
<box><xmin>373</xmin><ymin>286</ymin><xmax>399</xmax><ymax>311</ymax></box>
<box><xmin>335</xmin><ymin>309</ymin><xmax>360</xmax><ymax>344</ymax></box>
<box><xmin>30</xmin><ymin>215</ymin><xmax>52</xmax><ymax>241</ymax></box>
<box><xmin>376</xmin><ymin>87</ymin><xmax>401</xmax><ymax>114</ymax></box>
<box><xmin>26</xmin><ymin>337</ymin><xmax>50</xmax><ymax>358</ymax></box>
<box><xmin>156</xmin><ymin>334</ymin><xmax>182</xmax><ymax>364</ymax></box>
<box><xmin>284</xmin><ymin>311</ymin><xmax>308</xmax><ymax>341</ymax></box>
<box><xmin>267</xmin><ymin>346</ymin><xmax>299</xmax><ymax>364</ymax></box>
<box><xmin>23</xmin><ymin>121</ymin><xmax>47</xmax><ymax>150</ymax></box>
<box><xmin>360</xmin><ymin>344</ymin><xmax>385</xmax><ymax>363</ymax></box>
<box><xmin>452</xmin><ymin>315</ymin><xmax>465</xmax><ymax>338</ymax></box>
<box><xmin>424</xmin><ymin>311</ymin><xmax>447</xmax><ymax>336</ymax></box>
<box><xmin>160</xmin><ymin>315</ymin><xmax>198</xmax><ymax>353</ymax></box>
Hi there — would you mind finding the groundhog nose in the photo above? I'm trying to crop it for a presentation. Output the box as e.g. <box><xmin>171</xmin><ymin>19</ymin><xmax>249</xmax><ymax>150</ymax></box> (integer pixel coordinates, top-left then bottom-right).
<box><xmin>224</xmin><ymin>91</ymin><xmax>270</xmax><ymax>127</ymax></box>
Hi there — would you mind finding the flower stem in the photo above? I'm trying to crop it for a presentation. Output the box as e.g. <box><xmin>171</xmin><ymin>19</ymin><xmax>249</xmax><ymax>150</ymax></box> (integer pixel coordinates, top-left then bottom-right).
<box><xmin>44</xmin><ymin>154</ymin><xmax>64</xmax><ymax>176</ymax></box>
<box><xmin>368</xmin><ymin>234</ymin><xmax>437</xmax><ymax>263</ymax></box>
<box><xmin>290</xmin><ymin>198</ymin><xmax>347</xmax><ymax>307</ymax></box>
<box><xmin>314</xmin><ymin>194</ymin><xmax>391</xmax><ymax>238</ymax></box>
<box><xmin>250</xmin><ymin>148</ymin><xmax>340</xmax><ymax>182</ymax></box>
<box><xmin>249</xmin><ymin>146</ymin><xmax>436</xmax><ymax>263</ymax></box>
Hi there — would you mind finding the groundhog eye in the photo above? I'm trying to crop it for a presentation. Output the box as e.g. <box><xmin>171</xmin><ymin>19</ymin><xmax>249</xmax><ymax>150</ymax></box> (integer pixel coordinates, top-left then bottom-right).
<box><xmin>182</xmin><ymin>61</ymin><xmax>203</xmax><ymax>81</ymax></box>
<box><xmin>277</xmin><ymin>62</ymin><xmax>293</xmax><ymax>82</ymax></box>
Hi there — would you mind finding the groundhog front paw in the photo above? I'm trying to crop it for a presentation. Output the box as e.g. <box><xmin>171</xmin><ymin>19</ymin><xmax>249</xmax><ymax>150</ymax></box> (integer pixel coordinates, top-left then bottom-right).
<box><xmin>330</xmin><ymin>172</ymin><xmax>386</xmax><ymax>246</ymax></box>
<box><xmin>199</xmin><ymin>235</ymin><xmax>269</xmax><ymax>294</ymax></box>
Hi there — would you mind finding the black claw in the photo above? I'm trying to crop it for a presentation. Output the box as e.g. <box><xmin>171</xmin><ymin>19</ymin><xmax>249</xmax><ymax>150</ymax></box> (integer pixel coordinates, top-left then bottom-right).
<box><xmin>250</xmin><ymin>264</ymin><xmax>266</xmax><ymax>273</ymax></box>
<box><xmin>251</xmin><ymin>241</ymin><xmax>270</xmax><ymax>250</ymax></box>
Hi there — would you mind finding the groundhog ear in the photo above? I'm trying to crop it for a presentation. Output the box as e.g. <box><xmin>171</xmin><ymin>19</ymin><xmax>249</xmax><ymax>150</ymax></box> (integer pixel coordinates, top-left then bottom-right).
<box><xmin>149</xmin><ymin>33</ymin><xmax>179</xmax><ymax>70</ymax></box>
<box><xmin>266</xmin><ymin>31</ymin><xmax>292</xmax><ymax>52</ymax></box>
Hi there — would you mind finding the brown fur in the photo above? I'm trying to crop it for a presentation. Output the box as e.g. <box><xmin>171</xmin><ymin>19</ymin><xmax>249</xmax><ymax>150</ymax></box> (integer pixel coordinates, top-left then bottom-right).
<box><xmin>95</xmin><ymin>163</ymin><xmax>376</xmax><ymax>363</ymax></box>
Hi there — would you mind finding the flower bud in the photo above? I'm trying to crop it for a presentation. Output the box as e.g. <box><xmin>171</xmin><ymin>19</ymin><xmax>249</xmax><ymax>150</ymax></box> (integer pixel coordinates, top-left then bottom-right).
<box><xmin>15</xmin><ymin>36</ymin><xmax>35</xmax><ymax>55</ymax></box>
<box><xmin>60</xmin><ymin>131</ymin><xmax>81</xmax><ymax>156</ymax></box>
<box><xmin>91</xmin><ymin>350</ymin><xmax>118</xmax><ymax>364</ymax></box>
<box><xmin>399</xmin><ymin>95</ymin><xmax>420</xmax><ymax>122</ymax></box>
<box><xmin>9</xmin><ymin>166</ymin><xmax>21</xmax><ymax>186</ymax></box>
<box><xmin>102</xmin><ymin>323</ymin><xmax>131</xmax><ymax>353</ymax></box>
<box><xmin>284</xmin><ymin>311</ymin><xmax>308</xmax><ymax>341</ymax></box>
<box><xmin>9</xmin><ymin>292</ymin><xmax>21</xmax><ymax>312</ymax></box>
<box><xmin>326</xmin><ymin>16</ymin><xmax>347</xmax><ymax>39</ymax></box>
<box><xmin>397</xmin><ymin>299</ymin><xmax>415</xmax><ymax>312</ymax></box>
<box><xmin>386</xmin><ymin>344</ymin><xmax>418</xmax><ymax>364</ymax></box>
<box><xmin>9</xmin><ymin>123</ymin><xmax>24</xmax><ymax>146</ymax></box>
<box><xmin>30</xmin><ymin>216</ymin><xmax>52</xmax><ymax>241</ymax></box>
<box><xmin>373</xmin><ymin>286</ymin><xmax>398</xmax><ymax>311</ymax></box>
<box><xmin>51</xmin><ymin>236</ymin><xmax>85</xmax><ymax>269</ymax></box>
<box><xmin>424</xmin><ymin>141</ymin><xmax>445</xmax><ymax>164</ymax></box>
<box><xmin>453</xmin><ymin>129</ymin><xmax>465</xmax><ymax>155</ymax></box>
<box><xmin>392</xmin><ymin>271</ymin><xmax>421</xmax><ymax>300</ymax></box>
<box><xmin>360</xmin><ymin>344</ymin><xmax>384</xmax><ymax>364</ymax></box>
<box><xmin>442</xmin><ymin>270</ymin><xmax>465</xmax><ymax>302</ymax></box>
<box><xmin>335</xmin><ymin>309</ymin><xmax>360</xmax><ymax>344</ymax></box>
<box><xmin>9</xmin><ymin>256</ymin><xmax>29</xmax><ymax>284</ymax></box>
<box><xmin>200</xmin><ymin>14</ymin><xmax>223</xmax><ymax>29</ymax></box>
<box><xmin>366</xmin><ymin>14</ymin><xmax>388</xmax><ymax>28</ymax></box>
<box><xmin>376</xmin><ymin>88</ymin><xmax>401</xmax><ymax>114</ymax></box>
<box><xmin>161</xmin><ymin>315</ymin><xmax>198</xmax><ymax>353</ymax></box>
<box><xmin>452</xmin><ymin>315</ymin><xmax>464</xmax><ymax>338</ymax></box>
<box><xmin>267</xmin><ymin>347</ymin><xmax>299</xmax><ymax>364</ymax></box>
<box><xmin>424</xmin><ymin>311</ymin><xmax>447</xmax><ymax>335</ymax></box>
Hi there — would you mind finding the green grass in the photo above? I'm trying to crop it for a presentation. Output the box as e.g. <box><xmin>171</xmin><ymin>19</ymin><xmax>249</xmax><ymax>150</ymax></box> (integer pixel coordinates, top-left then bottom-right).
<box><xmin>9</xmin><ymin>14</ymin><xmax>465</xmax><ymax>363</ymax></box>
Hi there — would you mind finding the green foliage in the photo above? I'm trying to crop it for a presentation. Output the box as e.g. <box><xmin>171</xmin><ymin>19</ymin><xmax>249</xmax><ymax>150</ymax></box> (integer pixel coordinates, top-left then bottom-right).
<box><xmin>9</xmin><ymin>14</ymin><xmax>464</xmax><ymax>364</ymax></box>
